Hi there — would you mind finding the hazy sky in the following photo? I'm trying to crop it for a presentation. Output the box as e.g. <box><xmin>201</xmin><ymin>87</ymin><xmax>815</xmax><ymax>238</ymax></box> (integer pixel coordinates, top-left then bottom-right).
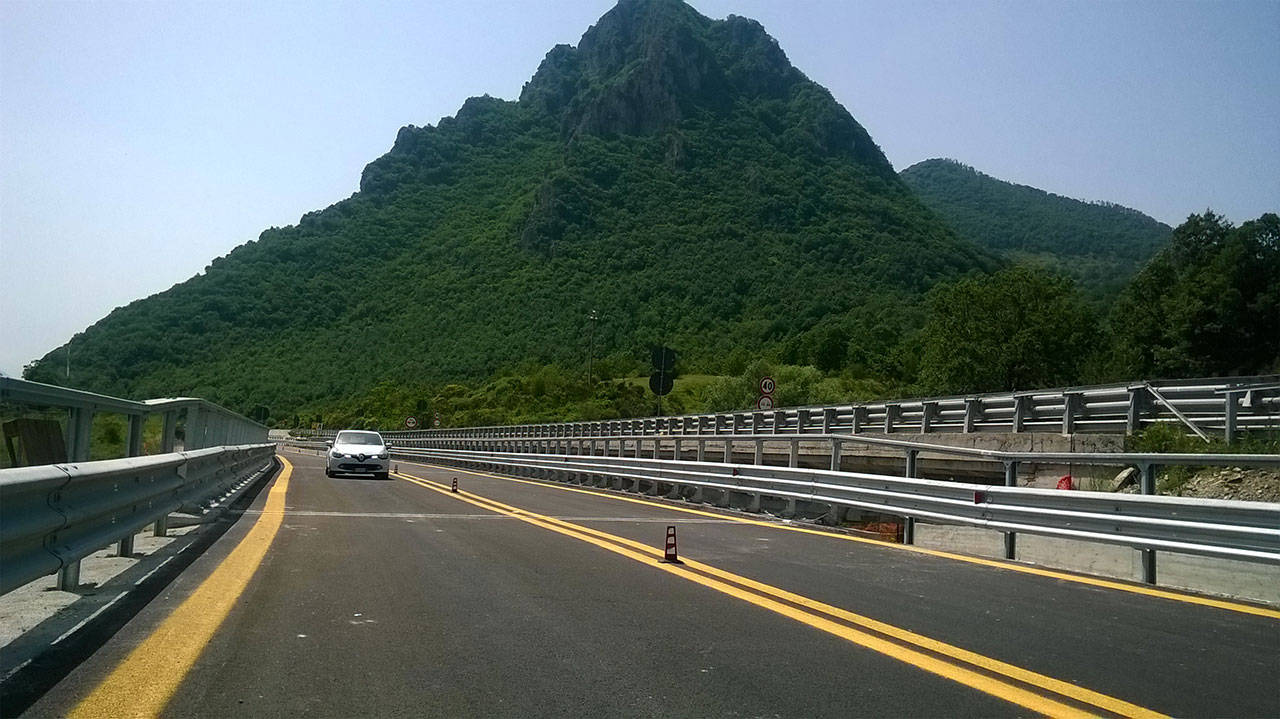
<box><xmin>2</xmin><ymin>0</ymin><xmax>1277</xmax><ymax>378</ymax></box>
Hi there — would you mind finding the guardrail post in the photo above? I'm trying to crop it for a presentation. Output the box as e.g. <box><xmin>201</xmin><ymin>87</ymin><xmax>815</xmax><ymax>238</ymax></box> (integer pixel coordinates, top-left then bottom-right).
<box><xmin>789</xmin><ymin>439</ymin><xmax>799</xmax><ymax>468</ymax></box>
<box><xmin>773</xmin><ymin>410</ymin><xmax>785</xmax><ymax>434</ymax></box>
<box><xmin>852</xmin><ymin>406</ymin><xmax>866</xmax><ymax>434</ymax></box>
<box><xmin>1224</xmin><ymin>391</ymin><xmax>1240</xmax><ymax>444</ymax></box>
<box><xmin>186</xmin><ymin>406</ymin><xmax>205</xmax><ymax>450</ymax></box>
<box><xmin>127</xmin><ymin>414</ymin><xmax>144</xmax><ymax>457</ymax></box>
<box><xmin>963</xmin><ymin>398</ymin><xmax>980</xmax><ymax>433</ymax></box>
<box><xmin>753</xmin><ymin>440</ymin><xmax>763</xmax><ymax>465</ymax></box>
<box><xmin>56</xmin><ymin>561</ymin><xmax>81</xmax><ymax>591</ymax></box>
<box><xmin>1138</xmin><ymin>462</ymin><xmax>1159</xmax><ymax>584</ymax></box>
<box><xmin>672</xmin><ymin>438</ymin><xmax>682</xmax><ymax>460</ymax></box>
<box><xmin>154</xmin><ymin>514</ymin><xmax>168</xmax><ymax>537</ymax></box>
<box><xmin>883</xmin><ymin>405</ymin><xmax>896</xmax><ymax>434</ymax></box>
<box><xmin>797</xmin><ymin>409</ymin><xmax>810</xmax><ymax>434</ymax></box>
<box><xmin>67</xmin><ymin>406</ymin><xmax>94</xmax><ymax>462</ymax></box>
<box><xmin>830</xmin><ymin>439</ymin><xmax>842</xmax><ymax>471</ymax></box>
<box><xmin>902</xmin><ymin>449</ymin><xmax>920</xmax><ymax>545</ymax></box>
<box><xmin>162</xmin><ymin>410</ymin><xmax>178</xmax><ymax>452</ymax></box>
<box><xmin>920</xmin><ymin>403</ymin><xmax>936</xmax><ymax>434</ymax></box>
<box><xmin>118</xmin><ymin>533</ymin><xmax>135</xmax><ymax>557</ymax></box>
<box><xmin>1012</xmin><ymin>395</ymin><xmax>1028</xmax><ymax>433</ymax></box>
<box><xmin>1002</xmin><ymin>461</ymin><xmax>1019</xmax><ymax>559</ymax></box>
<box><xmin>822</xmin><ymin>408</ymin><xmax>835</xmax><ymax>433</ymax></box>
<box><xmin>752</xmin><ymin>412</ymin><xmax>764</xmax><ymax>434</ymax></box>
<box><xmin>1062</xmin><ymin>392</ymin><xmax>1081</xmax><ymax>435</ymax></box>
<box><xmin>1126</xmin><ymin>386</ymin><xmax>1150</xmax><ymax>434</ymax></box>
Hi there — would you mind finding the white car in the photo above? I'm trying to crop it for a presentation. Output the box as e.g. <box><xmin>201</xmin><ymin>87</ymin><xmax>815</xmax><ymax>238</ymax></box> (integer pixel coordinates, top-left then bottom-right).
<box><xmin>325</xmin><ymin>430</ymin><xmax>391</xmax><ymax>479</ymax></box>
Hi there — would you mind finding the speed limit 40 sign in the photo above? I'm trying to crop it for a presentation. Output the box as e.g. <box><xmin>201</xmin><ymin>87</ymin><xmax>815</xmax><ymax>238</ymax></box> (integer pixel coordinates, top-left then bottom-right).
<box><xmin>759</xmin><ymin>376</ymin><xmax>776</xmax><ymax>395</ymax></box>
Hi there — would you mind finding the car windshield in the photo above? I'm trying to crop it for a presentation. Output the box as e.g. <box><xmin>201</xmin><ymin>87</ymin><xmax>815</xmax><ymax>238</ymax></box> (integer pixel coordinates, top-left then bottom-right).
<box><xmin>335</xmin><ymin>431</ymin><xmax>382</xmax><ymax>446</ymax></box>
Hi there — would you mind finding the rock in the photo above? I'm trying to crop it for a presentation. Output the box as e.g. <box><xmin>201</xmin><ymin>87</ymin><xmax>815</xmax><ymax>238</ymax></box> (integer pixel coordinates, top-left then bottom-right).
<box><xmin>1112</xmin><ymin>466</ymin><xmax>1140</xmax><ymax>491</ymax></box>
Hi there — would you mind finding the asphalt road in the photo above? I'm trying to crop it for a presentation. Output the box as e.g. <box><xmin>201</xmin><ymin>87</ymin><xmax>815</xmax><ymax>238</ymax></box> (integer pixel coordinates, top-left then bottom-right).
<box><xmin>19</xmin><ymin>450</ymin><xmax>1280</xmax><ymax>718</ymax></box>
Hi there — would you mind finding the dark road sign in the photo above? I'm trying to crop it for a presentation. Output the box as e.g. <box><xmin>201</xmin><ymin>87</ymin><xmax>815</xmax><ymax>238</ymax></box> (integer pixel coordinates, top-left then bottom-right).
<box><xmin>649</xmin><ymin>371</ymin><xmax>674</xmax><ymax>396</ymax></box>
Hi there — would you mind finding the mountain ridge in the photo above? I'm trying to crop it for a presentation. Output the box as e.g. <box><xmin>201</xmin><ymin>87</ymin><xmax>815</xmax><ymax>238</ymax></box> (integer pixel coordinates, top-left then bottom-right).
<box><xmin>24</xmin><ymin>0</ymin><xmax>991</xmax><ymax>418</ymax></box>
<box><xmin>900</xmin><ymin>158</ymin><xmax>1170</xmax><ymax>295</ymax></box>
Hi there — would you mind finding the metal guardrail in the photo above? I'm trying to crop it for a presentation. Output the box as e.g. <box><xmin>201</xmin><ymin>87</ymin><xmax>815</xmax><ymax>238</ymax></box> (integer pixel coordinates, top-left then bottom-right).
<box><xmin>1</xmin><ymin>377</ymin><xmax>268</xmax><ymax>464</ymax></box>
<box><xmin>360</xmin><ymin>375</ymin><xmax>1279</xmax><ymax>444</ymax></box>
<box><xmin>389</xmin><ymin>445</ymin><xmax>1280</xmax><ymax>585</ymax></box>
<box><xmin>0</xmin><ymin>443</ymin><xmax>276</xmax><ymax>595</ymax></box>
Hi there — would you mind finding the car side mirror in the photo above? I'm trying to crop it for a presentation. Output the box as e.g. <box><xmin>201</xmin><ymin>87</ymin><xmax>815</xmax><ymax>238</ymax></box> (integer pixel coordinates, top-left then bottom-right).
<box><xmin>385</xmin><ymin>441</ymin><xmax>394</xmax><ymax>448</ymax></box>
<box><xmin>325</xmin><ymin>440</ymin><xmax>333</xmax><ymax>448</ymax></box>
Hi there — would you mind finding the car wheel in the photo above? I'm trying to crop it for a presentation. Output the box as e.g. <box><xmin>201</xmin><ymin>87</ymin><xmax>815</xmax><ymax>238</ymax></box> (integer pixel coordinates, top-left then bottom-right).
<box><xmin>325</xmin><ymin>468</ymin><xmax>334</xmax><ymax>478</ymax></box>
<box><xmin>375</xmin><ymin>471</ymin><xmax>389</xmax><ymax>481</ymax></box>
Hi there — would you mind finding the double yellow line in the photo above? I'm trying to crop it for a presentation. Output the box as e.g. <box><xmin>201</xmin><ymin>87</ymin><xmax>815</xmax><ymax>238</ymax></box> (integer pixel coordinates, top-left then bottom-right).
<box><xmin>400</xmin><ymin>460</ymin><xmax>1280</xmax><ymax>620</ymax></box>
<box><xmin>394</xmin><ymin>469</ymin><xmax>1165</xmax><ymax>719</ymax></box>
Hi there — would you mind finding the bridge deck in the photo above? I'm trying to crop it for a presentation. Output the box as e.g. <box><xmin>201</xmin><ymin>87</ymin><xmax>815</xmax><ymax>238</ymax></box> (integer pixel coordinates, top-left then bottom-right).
<box><xmin>21</xmin><ymin>450</ymin><xmax>1280</xmax><ymax>718</ymax></box>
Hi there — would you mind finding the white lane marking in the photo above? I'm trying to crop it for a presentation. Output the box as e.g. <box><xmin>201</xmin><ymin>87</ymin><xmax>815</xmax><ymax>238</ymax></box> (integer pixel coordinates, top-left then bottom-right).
<box><xmin>1</xmin><ymin>658</ymin><xmax>33</xmax><ymax>683</ymax></box>
<box><xmin>51</xmin><ymin>591</ymin><xmax>128</xmax><ymax>645</ymax></box>
<box><xmin>133</xmin><ymin>555</ymin><xmax>175</xmax><ymax>586</ymax></box>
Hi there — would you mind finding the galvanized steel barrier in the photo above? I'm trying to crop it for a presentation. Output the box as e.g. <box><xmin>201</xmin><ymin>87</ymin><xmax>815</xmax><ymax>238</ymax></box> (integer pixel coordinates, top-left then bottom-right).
<box><xmin>371</xmin><ymin>435</ymin><xmax>1280</xmax><ymax>585</ymax></box>
<box><xmin>1</xmin><ymin>377</ymin><xmax>268</xmax><ymax>464</ymax></box>
<box><xmin>0</xmin><ymin>443</ymin><xmax>276</xmax><ymax>595</ymax></box>
<box><xmin>1</xmin><ymin>378</ymin><xmax>274</xmax><ymax>595</ymax></box>
<box><xmin>366</xmin><ymin>375</ymin><xmax>1280</xmax><ymax>444</ymax></box>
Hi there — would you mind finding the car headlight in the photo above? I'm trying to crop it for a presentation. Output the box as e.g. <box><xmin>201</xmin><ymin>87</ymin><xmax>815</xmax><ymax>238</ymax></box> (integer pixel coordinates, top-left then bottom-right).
<box><xmin>330</xmin><ymin>451</ymin><xmax>344</xmax><ymax>458</ymax></box>
<box><xmin>376</xmin><ymin>453</ymin><xmax>388</xmax><ymax>460</ymax></box>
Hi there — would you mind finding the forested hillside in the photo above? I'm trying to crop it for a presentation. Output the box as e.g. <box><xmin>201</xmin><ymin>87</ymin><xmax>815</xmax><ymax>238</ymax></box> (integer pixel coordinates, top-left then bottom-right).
<box><xmin>25</xmin><ymin>1</ymin><xmax>1275</xmax><ymax>430</ymax></box>
<box><xmin>900</xmin><ymin>159</ymin><xmax>1170</xmax><ymax>295</ymax></box>
<box><xmin>23</xmin><ymin>0</ymin><xmax>992</xmax><ymax>421</ymax></box>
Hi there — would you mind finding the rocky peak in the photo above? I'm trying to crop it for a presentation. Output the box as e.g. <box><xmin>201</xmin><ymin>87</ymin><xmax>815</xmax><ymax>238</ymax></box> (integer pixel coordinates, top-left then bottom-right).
<box><xmin>517</xmin><ymin>0</ymin><xmax>892</xmax><ymax>174</ymax></box>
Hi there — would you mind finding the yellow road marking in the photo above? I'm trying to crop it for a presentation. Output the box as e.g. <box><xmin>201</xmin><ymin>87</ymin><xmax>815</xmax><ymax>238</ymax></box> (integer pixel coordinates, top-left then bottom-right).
<box><xmin>395</xmin><ymin>470</ymin><xmax>1165</xmax><ymax>719</ymax></box>
<box><xmin>69</xmin><ymin>456</ymin><xmax>293</xmax><ymax>719</ymax></box>
<box><xmin>400</xmin><ymin>458</ymin><xmax>1280</xmax><ymax>620</ymax></box>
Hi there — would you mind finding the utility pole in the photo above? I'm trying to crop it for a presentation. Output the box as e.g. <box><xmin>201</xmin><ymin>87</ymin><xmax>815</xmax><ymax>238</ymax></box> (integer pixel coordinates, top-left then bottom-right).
<box><xmin>587</xmin><ymin>309</ymin><xmax>599</xmax><ymax>387</ymax></box>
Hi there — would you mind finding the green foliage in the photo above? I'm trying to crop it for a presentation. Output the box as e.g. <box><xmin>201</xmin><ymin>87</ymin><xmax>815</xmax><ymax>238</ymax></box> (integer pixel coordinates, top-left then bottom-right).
<box><xmin>1125</xmin><ymin>423</ymin><xmax>1280</xmax><ymax>495</ymax></box>
<box><xmin>901</xmin><ymin>159</ymin><xmax>1170</xmax><ymax>297</ymax></box>
<box><xmin>1105</xmin><ymin>212</ymin><xmax>1280</xmax><ymax>378</ymax></box>
<box><xmin>918</xmin><ymin>265</ymin><xmax>1098</xmax><ymax>394</ymax></box>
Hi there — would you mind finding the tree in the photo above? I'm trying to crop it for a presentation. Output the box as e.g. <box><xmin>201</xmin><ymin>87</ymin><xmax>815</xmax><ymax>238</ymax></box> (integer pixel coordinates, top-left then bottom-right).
<box><xmin>1106</xmin><ymin>211</ymin><xmax>1280</xmax><ymax>378</ymax></box>
<box><xmin>919</xmin><ymin>266</ymin><xmax>1098</xmax><ymax>394</ymax></box>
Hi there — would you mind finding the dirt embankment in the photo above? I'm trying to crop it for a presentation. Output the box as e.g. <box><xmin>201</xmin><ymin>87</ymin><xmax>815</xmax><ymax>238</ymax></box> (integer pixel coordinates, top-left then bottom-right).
<box><xmin>1173</xmin><ymin>468</ymin><xmax>1280</xmax><ymax>503</ymax></box>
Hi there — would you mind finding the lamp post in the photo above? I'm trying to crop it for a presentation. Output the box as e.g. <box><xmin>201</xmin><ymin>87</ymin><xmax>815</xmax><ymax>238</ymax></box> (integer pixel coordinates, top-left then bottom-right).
<box><xmin>587</xmin><ymin>309</ymin><xmax>599</xmax><ymax>387</ymax></box>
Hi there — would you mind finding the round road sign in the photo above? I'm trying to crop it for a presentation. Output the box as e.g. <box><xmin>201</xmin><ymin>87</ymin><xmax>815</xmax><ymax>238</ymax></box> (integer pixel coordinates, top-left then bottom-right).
<box><xmin>405</xmin><ymin>417</ymin><xmax>418</xmax><ymax>429</ymax></box>
<box><xmin>756</xmin><ymin>395</ymin><xmax>774</xmax><ymax>411</ymax></box>
<box><xmin>759</xmin><ymin>376</ymin><xmax>776</xmax><ymax>395</ymax></box>
<box><xmin>433</xmin><ymin>418</ymin><xmax>441</xmax><ymax>427</ymax></box>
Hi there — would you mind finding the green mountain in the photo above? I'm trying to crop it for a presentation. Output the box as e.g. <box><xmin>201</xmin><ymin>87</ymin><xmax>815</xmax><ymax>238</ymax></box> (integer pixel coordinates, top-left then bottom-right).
<box><xmin>900</xmin><ymin>158</ymin><xmax>1170</xmax><ymax>295</ymax></box>
<box><xmin>25</xmin><ymin>0</ymin><xmax>995</xmax><ymax>420</ymax></box>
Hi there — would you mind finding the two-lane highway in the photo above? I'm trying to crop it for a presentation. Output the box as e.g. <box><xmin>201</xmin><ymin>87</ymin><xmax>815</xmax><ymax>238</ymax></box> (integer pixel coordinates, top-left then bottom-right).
<box><xmin>22</xmin><ymin>450</ymin><xmax>1280</xmax><ymax>718</ymax></box>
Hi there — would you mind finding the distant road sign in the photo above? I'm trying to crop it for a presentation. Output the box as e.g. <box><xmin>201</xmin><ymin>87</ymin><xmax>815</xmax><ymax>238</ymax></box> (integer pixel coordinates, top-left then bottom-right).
<box><xmin>756</xmin><ymin>395</ymin><xmax>774</xmax><ymax>410</ymax></box>
<box><xmin>405</xmin><ymin>417</ymin><xmax>418</xmax><ymax>429</ymax></box>
<box><xmin>651</xmin><ymin>346</ymin><xmax>677</xmax><ymax>372</ymax></box>
<box><xmin>649</xmin><ymin>371</ymin><xmax>674</xmax><ymax>396</ymax></box>
<box><xmin>759</xmin><ymin>376</ymin><xmax>776</xmax><ymax>395</ymax></box>
<box><xmin>433</xmin><ymin>418</ymin><xmax>441</xmax><ymax>427</ymax></box>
